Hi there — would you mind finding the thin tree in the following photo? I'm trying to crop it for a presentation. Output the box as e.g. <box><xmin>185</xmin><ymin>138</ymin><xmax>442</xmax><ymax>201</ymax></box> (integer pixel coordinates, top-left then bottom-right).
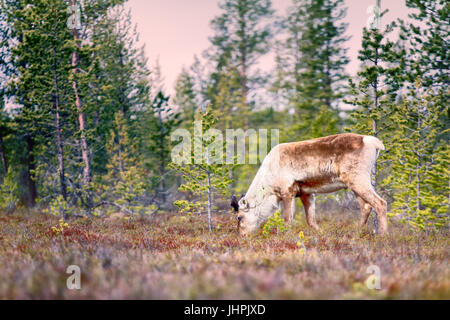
<box><xmin>69</xmin><ymin>0</ymin><xmax>91</xmax><ymax>186</ymax></box>
<box><xmin>208</xmin><ymin>0</ymin><xmax>274</xmax><ymax>129</ymax></box>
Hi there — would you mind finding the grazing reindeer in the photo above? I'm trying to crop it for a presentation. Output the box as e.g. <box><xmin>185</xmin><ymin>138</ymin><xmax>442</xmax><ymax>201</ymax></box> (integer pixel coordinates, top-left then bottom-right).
<box><xmin>231</xmin><ymin>133</ymin><xmax>387</xmax><ymax>235</ymax></box>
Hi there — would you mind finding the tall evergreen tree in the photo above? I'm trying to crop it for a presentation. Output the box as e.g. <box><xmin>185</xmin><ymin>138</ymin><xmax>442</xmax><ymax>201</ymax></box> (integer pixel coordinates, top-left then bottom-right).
<box><xmin>173</xmin><ymin>68</ymin><xmax>199</xmax><ymax>128</ymax></box>
<box><xmin>387</xmin><ymin>79</ymin><xmax>449</xmax><ymax>230</ymax></box>
<box><xmin>0</xmin><ymin>0</ymin><xmax>135</xmax><ymax>210</ymax></box>
<box><xmin>90</xmin><ymin>4</ymin><xmax>150</xmax><ymax>174</ymax></box>
<box><xmin>400</xmin><ymin>0</ymin><xmax>449</xmax><ymax>90</ymax></box>
<box><xmin>345</xmin><ymin>6</ymin><xmax>405</xmax><ymax>231</ymax></box>
<box><xmin>140</xmin><ymin>91</ymin><xmax>180</xmax><ymax>205</ymax></box>
<box><xmin>92</xmin><ymin>111</ymin><xmax>149</xmax><ymax>216</ymax></box>
<box><xmin>399</xmin><ymin>0</ymin><xmax>449</xmax><ymax>141</ymax></box>
<box><xmin>208</xmin><ymin>0</ymin><xmax>274</xmax><ymax>128</ymax></box>
<box><xmin>275</xmin><ymin>0</ymin><xmax>350</xmax><ymax>140</ymax></box>
<box><xmin>345</xmin><ymin>15</ymin><xmax>405</xmax><ymax>193</ymax></box>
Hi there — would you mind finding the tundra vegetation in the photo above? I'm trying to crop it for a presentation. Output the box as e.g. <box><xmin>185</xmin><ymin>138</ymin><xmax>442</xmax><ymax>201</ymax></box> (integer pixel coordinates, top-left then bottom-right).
<box><xmin>0</xmin><ymin>210</ymin><xmax>448</xmax><ymax>299</ymax></box>
<box><xmin>0</xmin><ymin>0</ymin><xmax>448</xmax><ymax>299</ymax></box>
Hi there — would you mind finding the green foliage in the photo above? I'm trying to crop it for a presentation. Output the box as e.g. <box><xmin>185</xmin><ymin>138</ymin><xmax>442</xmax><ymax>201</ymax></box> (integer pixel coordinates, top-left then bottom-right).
<box><xmin>208</xmin><ymin>0</ymin><xmax>274</xmax><ymax>127</ymax></box>
<box><xmin>170</xmin><ymin>109</ymin><xmax>233</xmax><ymax>231</ymax></box>
<box><xmin>400</xmin><ymin>0</ymin><xmax>449</xmax><ymax>143</ymax></box>
<box><xmin>275</xmin><ymin>0</ymin><xmax>349</xmax><ymax>140</ymax></box>
<box><xmin>401</xmin><ymin>0</ymin><xmax>449</xmax><ymax>89</ymax></box>
<box><xmin>386</xmin><ymin>80</ymin><xmax>449</xmax><ymax>230</ymax></box>
<box><xmin>0</xmin><ymin>0</ymin><xmax>153</xmax><ymax>213</ymax></box>
<box><xmin>173</xmin><ymin>69</ymin><xmax>199</xmax><ymax>128</ymax></box>
<box><xmin>345</xmin><ymin>17</ymin><xmax>406</xmax><ymax>206</ymax></box>
<box><xmin>0</xmin><ymin>167</ymin><xmax>20</xmax><ymax>212</ymax></box>
<box><xmin>262</xmin><ymin>210</ymin><xmax>288</xmax><ymax>237</ymax></box>
<box><xmin>140</xmin><ymin>90</ymin><xmax>180</xmax><ymax>202</ymax></box>
<box><xmin>91</xmin><ymin>4</ymin><xmax>151</xmax><ymax>174</ymax></box>
<box><xmin>93</xmin><ymin>112</ymin><xmax>149</xmax><ymax>216</ymax></box>
<box><xmin>345</xmin><ymin>7</ymin><xmax>449</xmax><ymax>231</ymax></box>
<box><xmin>43</xmin><ymin>195</ymin><xmax>73</xmax><ymax>218</ymax></box>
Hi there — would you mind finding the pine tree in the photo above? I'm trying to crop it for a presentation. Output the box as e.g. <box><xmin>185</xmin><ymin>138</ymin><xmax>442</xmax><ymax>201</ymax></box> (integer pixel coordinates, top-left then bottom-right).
<box><xmin>210</xmin><ymin>65</ymin><xmax>242</xmax><ymax>131</ymax></box>
<box><xmin>90</xmin><ymin>3</ymin><xmax>151</xmax><ymax>175</ymax></box>
<box><xmin>0</xmin><ymin>6</ymin><xmax>10</xmax><ymax>182</ymax></box>
<box><xmin>400</xmin><ymin>0</ymin><xmax>449</xmax><ymax>90</ymax></box>
<box><xmin>0</xmin><ymin>111</ymin><xmax>9</xmax><ymax>182</ymax></box>
<box><xmin>345</xmin><ymin>7</ymin><xmax>405</xmax><ymax>231</ymax></box>
<box><xmin>2</xmin><ymin>0</ymin><xmax>74</xmax><ymax>206</ymax></box>
<box><xmin>69</xmin><ymin>0</ymin><xmax>91</xmax><ymax>187</ymax></box>
<box><xmin>275</xmin><ymin>0</ymin><xmax>350</xmax><ymax>140</ymax></box>
<box><xmin>208</xmin><ymin>0</ymin><xmax>274</xmax><ymax>128</ymax></box>
<box><xmin>92</xmin><ymin>112</ymin><xmax>149</xmax><ymax>216</ymax></box>
<box><xmin>399</xmin><ymin>0</ymin><xmax>449</xmax><ymax>142</ymax></box>
<box><xmin>171</xmin><ymin>109</ymin><xmax>233</xmax><ymax>231</ymax></box>
<box><xmin>66</xmin><ymin>0</ymin><xmax>128</xmax><ymax>207</ymax></box>
<box><xmin>2</xmin><ymin>0</ymin><xmax>38</xmax><ymax>206</ymax></box>
<box><xmin>387</xmin><ymin>79</ymin><xmax>449</xmax><ymax>230</ymax></box>
<box><xmin>1</xmin><ymin>0</ymin><xmax>133</xmax><ymax>211</ymax></box>
<box><xmin>173</xmin><ymin>68</ymin><xmax>199</xmax><ymax>128</ymax></box>
<box><xmin>345</xmin><ymin>16</ymin><xmax>405</xmax><ymax>193</ymax></box>
<box><xmin>141</xmin><ymin>91</ymin><xmax>180</xmax><ymax>205</ymax></box>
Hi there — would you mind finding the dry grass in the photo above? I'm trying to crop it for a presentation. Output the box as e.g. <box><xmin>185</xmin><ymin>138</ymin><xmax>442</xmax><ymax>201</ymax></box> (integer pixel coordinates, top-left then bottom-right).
<box><xmin>0</xmin><ymin>209</ymin><xmax>448</xmax><ymax>299</ymax></box>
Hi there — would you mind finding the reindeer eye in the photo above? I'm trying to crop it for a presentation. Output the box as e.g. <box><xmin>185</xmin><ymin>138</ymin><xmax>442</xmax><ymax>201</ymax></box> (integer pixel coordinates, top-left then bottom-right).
<box><xmin>238</xmin><ymin>198</ymin><xmax>250</xmax><ymax>211</ymax></box>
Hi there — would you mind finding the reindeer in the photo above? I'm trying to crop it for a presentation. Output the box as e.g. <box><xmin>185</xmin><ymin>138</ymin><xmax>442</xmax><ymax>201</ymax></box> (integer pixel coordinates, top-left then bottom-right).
<box><xmin>230</xmin><ymin>133</ymin><xmax>387</xmax><ymax>235</ymax></box>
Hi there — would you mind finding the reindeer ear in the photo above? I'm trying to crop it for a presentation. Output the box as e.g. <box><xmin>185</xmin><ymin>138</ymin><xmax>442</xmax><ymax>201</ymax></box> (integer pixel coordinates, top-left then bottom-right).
<box><xmin>231</xmin><ymin>195</ymin><xmax>239</xmax><ymax>212</ymax></box>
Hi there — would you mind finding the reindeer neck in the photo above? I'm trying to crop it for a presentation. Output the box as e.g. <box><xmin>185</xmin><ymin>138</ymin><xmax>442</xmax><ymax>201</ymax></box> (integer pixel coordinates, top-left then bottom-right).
<box><xmin>245</xmin><ymin>161</ymin><xmax>274</xmax><ymax>202</ymax></box>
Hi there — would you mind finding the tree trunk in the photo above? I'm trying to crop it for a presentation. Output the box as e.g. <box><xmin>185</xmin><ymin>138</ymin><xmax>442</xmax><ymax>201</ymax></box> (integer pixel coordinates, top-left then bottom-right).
<box><xmin>416</xmin><ymin>96</ymin><xmax>421</xmax><ymax>213</ymax></box>
<box><xmin>240</xmin><ymin>54</ymin><xmax>248</xmax><ymax>130</ymax></box>
<box><xmin>239</xmin><ymin>13</ymin><xmax>249</xmax><ymax>130</ymax></box>
<box><xmin>71</xmin><ymin>1</ymin><xmax>91</xmax><ymax>186</ymax></box>
<box><xmin>207</xmin><ymin>171</ymin><xmax>213</xmax><ymax>232</ymax></box>
<box><xmin>158</xmin><ymin>108</ymin><xmax>166</xmax><ymax>204</ymax></box>
<box><xmin>52</xmin><ymin>46</ymin><xmax>67</xmax><ymax>200</ymax></box>
<box><xmin>25</xmin><ymin>134</ymin><xmax>37</xmax><ymax>207</ymax></box>
<box><xmin>371</xmin><ymin>24</ymin><xmax>380</xmax><ymax>233</ymax></box>
<box><xmin>0</xmin><ymin>135</ymin><xmax>7</xmax><ymax>178</ymax></box>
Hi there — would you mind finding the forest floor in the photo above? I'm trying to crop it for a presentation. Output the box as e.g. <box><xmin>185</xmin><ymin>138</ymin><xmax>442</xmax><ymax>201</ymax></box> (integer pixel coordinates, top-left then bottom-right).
<box><xmin>0</xmin><ymin>209</ymin><xmax>448</xmax><ymax>299</ymax></box>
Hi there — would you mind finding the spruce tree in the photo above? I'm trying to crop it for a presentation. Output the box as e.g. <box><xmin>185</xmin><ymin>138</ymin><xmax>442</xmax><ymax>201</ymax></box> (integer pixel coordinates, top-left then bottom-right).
<box><xmin>92</xmin><ymin>112</ymin><xmax>149</xmax><ymax>216</ymax></box>
<box><xmin>399</xmin><ymin>0</ymin><xmax>449</xmax><ymax>142</ymax></box>
<box><xmin>90</xmin><ymin>3</ymin><xmax>151</xmax><ymax>175</ymax></box>
<box><xmin>275</xmin><ymin>0</ymin><xmax>350</xmax><ymax>140</ymax></box>
<box><xmin>171</xmin><ymin>109</ymin><xmax>233</xmax><ymax>231</ymax></box>
<box><xmin>141</xmin><ymin>91</ymin><xmax>180</xmax><ymax>205</ymax></box>
<box><xmin>345</xmin><ymin>17</ymin><xmax>405</xmax><ymax>192</ymax></box>
<box><xmin>173</xmin><ymin>68</ymin><xmax>200</xmax><ymax>128</ymax></box>
<box><xmin>345</xmin><ymin>8</ymin><xmax>405</xmax><ymax>231</ymax></box>
<box><xmin>208</xmin><ymin>0</ymin><xmax>274</xmax><ymax>128</ymax></box>
<box><xmin>387</xmin><ymin>79</ymin><xmax>449</xmax><ymax>230</ymax></box>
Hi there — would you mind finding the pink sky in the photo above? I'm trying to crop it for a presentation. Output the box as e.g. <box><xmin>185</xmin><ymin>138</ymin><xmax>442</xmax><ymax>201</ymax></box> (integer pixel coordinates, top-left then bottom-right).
<box><xmin>125</xmin><ymin>0</ymin><xmax>412</xmax><ymax>95</ymax></box>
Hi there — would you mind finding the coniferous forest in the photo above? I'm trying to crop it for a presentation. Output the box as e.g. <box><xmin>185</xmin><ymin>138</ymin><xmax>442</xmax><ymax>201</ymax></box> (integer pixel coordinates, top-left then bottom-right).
<box><xmin>0</xmin><ymin>0</ymin><xmax>448</xmax><ymax>300</ymax></box>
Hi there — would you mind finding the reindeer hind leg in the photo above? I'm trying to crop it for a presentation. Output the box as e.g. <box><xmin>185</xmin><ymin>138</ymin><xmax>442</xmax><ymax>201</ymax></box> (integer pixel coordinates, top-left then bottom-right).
<box><xmin>355</xmin><ymin>194</ymin><xmax>372</xmax><ymax>230</ymax></box>
<box><xmin>348</xmin><ymin>181</ymin><xmax>387</xmax><ymax>234</ymax></box>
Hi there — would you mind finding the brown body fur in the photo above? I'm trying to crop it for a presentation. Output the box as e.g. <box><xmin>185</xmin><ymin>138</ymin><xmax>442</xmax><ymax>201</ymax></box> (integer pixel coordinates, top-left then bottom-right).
<box><xmin>278</xmin><ymin>134</ymin><xmax>386</xmax><ymax>233</ymax></box>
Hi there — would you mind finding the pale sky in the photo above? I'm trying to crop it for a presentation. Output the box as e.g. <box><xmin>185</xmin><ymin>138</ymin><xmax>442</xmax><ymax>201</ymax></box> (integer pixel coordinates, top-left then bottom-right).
<box><xmin>126</xmin><ymin>0</ymin><xmax>412</xmax><ymax>96</ymax></box>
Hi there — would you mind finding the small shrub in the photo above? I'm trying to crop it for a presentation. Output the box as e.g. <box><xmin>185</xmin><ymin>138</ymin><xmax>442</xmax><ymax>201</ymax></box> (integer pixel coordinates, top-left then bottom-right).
<box><xmin>44</xmin><ymin>195</ymin><xmax>73</xmax><ymax>217</ymax></box>
<box><xmin>50</xmin><ymin>218</ymin><xmax>69</xmax><ymax>236</ymax></box>
<box><xmin>262</xmin><ymin>210</ymin><xmax>288</xmax><ymax>237</ymax></box>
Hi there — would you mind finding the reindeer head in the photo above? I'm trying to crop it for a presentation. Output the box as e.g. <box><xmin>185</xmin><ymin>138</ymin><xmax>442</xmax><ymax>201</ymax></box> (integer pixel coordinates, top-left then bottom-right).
<box><xmin>231</xmin><ymin>191</ymin><xmax>278</xmax><ymax>236</ymax></box>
